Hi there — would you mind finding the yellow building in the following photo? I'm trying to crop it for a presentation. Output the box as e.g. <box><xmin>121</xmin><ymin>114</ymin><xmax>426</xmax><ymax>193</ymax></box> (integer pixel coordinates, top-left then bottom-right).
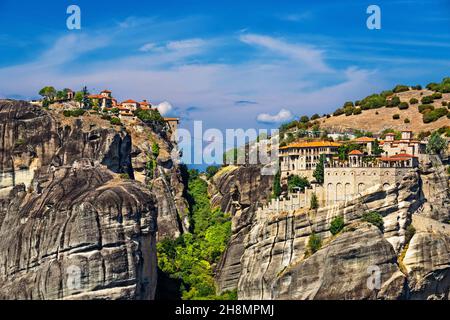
<box><xmin>279</xmin><ymin>141</ymin><xmax>341</xmax><ymax>180</ymax></box>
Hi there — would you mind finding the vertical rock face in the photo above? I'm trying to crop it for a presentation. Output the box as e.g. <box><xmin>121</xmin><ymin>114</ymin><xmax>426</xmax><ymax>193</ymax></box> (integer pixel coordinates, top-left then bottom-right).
<box><xmin>0</xmin><ymin>163</ymin><xmax>157</xmax><ymax>300</ymax></box>
<box><xmin>210</xmin><ymin>165</ymin><xmax>273</xmax><ymax>294</ymax></box>
<box><xmin>0</xmin><ymin>100</ymin><xmax>185</xmax><ymax>299</ymax></box>
<box><xmin>212</xmin><ymin>159</ymin><xmax>449</xmax><ymax>300</ymax></box>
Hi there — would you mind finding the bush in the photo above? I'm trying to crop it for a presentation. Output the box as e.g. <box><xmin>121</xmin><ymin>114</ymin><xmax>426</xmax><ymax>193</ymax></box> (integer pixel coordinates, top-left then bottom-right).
<box><xmin>42</xmin><ymin>99</ymin><xmax>51</xmax><ymax>109</ymax></box>
<box><xmin>381</xmin><ymin>90</ymin><xmax>394</xmax><ymax>98</ymax></box>
<box><xmin>423</xmin><ymin>108</ymin><xmax>448</xmax><ymax>123</ymax></box>
<box><xmin>386</xmin><ymin>96</ymin><xmax>400</xmax><ymax>108</ymax></box>
<box><xmin>299</xmin><ymin>115</ymin><xmax>309</xmax><ymax>123</ymax></box>
<box><xmin>353</xmin><ymin>107</ymin><xmax>362</xmax><ymax>115</ymax></box>
<box><xmin>418</xmin><ymin>104</ymin><xmax>434</xmax><ymax>114</ymax></box>
<box><xmin>63</xmin><ymin>108</ymin><xmax>86</xmax><ymax>117</ymax></box>
<box><xmin>333</xmin><ymin>108</ymin><xmax>344</xmax><ymax>116</ymax></box>
<box><xmin>442</xmin><ymin>101</ymin><xmax>448</xmax><ymax>106</ymax></box>
<box><xmin>310</xmin><ymin>193</ymin><xmax>319</xmax><ymax>209</ymax></box>
<box><xmin>421</xmin><ymin>96</ymin><xmax>434</xmax><ymax>104</ymax></box>
<box><xmin>311</xmin><ymin>113</ymin><xmax>320</xmax><ymax>120</ymax></box>
<box><xmin>343</xmin><ymin>101</ymin><xmax>354</xmax><ymax>107</ymax></box>
<box><xmin>405</xmin><ymin>225</ymin><xmax>416</xmax><ymax>243</ymax></box>
<box><xmin>307</xmin><ymin>232</ymin><xmax>322</xmax><ymax>254</ymax></box>
<box><xmin>412</xmin><ymin>85</ymin><xmax>422</xmax><ymax>90</ymax></box>
<box><xmin>409</xmin><ymin>98</ymin><xmax>419</xmax><ymax>104</ymax></box>
<box><xmin>206</xmin><ymin>165</ymin><xmax>220</xmax><ymax>179</ymax></box>
<box><xmin>330</xmin><ymin>216</ymin><xmax>345</xmax><ymax>235</ymax></box>
<box><xmin>110</xmin><ymin>117</ymin><xmax>121</xmax><ymax>125</ymax></box>
<box><xmin>404</xmin><ymin>118</ymin><xmax>410</xmax><ymax>124</ymax></box>
<box><xmin>393</xmin><ymin>114</ymin><xmax>400</xmax><ymax>120</ymax></box>
<box><xmin>431</xmin><ymin>92</ymin><xmax>443</xmax><ymax>99</ymax></box>
<box><xmin>426</xmin><ymin>82</ymin><xmax>440</xmax><ymax>91</ymax></box>
<box><xmin>398</xmin><ymin>102</ymin><xmax>409</xmax><ymax>110</ymax></box>
<box><xmin>152</xmin><ymin>142</ymin><xmax>160</xmax><ymax>158</ymax></box>
<box><xmin>360</xmin><ymin>94</ymin><xmax>386</xmax><ymax>110</ymax></box>
<box><xmin>393</xmin><ymin>85</ymin><xmax>409</xmax><ymax>93</ymax></box>
<box><xmin>362</xmin><ymin>211</ymin><xmax>384</xmax><ymax>232</ymax></box>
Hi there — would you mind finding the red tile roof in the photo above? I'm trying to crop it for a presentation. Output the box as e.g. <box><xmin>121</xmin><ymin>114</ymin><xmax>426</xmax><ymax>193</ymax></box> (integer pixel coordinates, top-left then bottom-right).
<box><xmin>349</xmin><ymin>150</ymin><xmax>363</xmax><ymax>155</ymax></box>
<box><xmin>352</xmin><ymin>137</ymin><xmax>375</xmax><ymax>143</ymax></box>
<box><xmin>122</xmin><ymin>99</ymin><xmax>138</xmax><ymax>104</ymax></box>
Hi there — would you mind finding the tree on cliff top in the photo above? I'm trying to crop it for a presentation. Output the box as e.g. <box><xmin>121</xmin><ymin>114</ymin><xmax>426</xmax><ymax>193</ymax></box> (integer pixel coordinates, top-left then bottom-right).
<box><xmin>272</xmin><ymin>170</ymin><xmax>282</xmax><ymax>198</ymax></box>
<box><xmin>426</xmin><ymin>131</ymin><xmax>448</xmax><ymax>155</ymax></box>
<box><xmin>38</xmin><ymin>86</ymin><xmax>56</xmax><ymax>101</ymax></box>
<box><xmin>313</xmin><ymin>154</ymin><xmax>325</xmax><ymax>184</ymax></box>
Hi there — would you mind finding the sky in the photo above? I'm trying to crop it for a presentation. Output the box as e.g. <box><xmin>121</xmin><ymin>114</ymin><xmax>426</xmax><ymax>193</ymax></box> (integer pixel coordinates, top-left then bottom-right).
<box><xmin>1</xmin><ymin>0</ymin><xmax>450</xmax><ymax>136</ymax></box>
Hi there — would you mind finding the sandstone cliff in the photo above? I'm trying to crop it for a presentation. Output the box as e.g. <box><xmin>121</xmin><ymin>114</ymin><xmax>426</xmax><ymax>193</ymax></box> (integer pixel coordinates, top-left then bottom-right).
<box><xmin>0</xmin><ymin>100</ymin><xmax>186</xmax><ymax>299</ymax></box>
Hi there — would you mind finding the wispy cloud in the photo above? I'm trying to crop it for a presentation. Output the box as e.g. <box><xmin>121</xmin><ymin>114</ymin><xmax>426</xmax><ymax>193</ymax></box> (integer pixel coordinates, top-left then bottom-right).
<box><xmin>240</xmin><ymin>34</ymin><xmax>331</xmax><ymax>73</ymax></box>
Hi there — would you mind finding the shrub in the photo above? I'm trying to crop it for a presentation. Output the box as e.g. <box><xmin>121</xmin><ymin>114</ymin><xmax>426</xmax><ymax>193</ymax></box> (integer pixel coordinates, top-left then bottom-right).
<box><xmin>206</xmin><ymin>165</ymin><xmax>220</xmax><ymax>179</ymax></box>
<box><xmin>152</xmin><ymin>142</ymin><xmax>160</xmax><ymax>158</ymax></box>
<box><xmin>311</xmin><ymin>113</ymin><xmax>320</xmax><ymax>120</ymax></box>
<box><xmin>345</xmin><ymin>108</ymin><xmax>354</xmax><ymax>116</ymax></box>
<box><xmin>333</xmin><ymin>108</ymin><xmax>344</xmax><ymax>116</ymax></box>
<box><xmin>381</xmin><ymin>90</ymin><xmax>394</xmax><ymax>98</ymax></box>
<box><xmin>398</xmin><ymin>102</ymin><xmax>409</xmax><ymax>110</ymax></box>
<box><xmin>343</xmin><ymin>101</ymin><xmax>354</xmax><ymax>107</ymax></box>
<box><xmin>426</xmin><ymin>82</ymin><xmax>440</xmax><ymax>91</ymax></box>
<box><xmin>330</xmin><ymin>216</ymin><xmax>345</xmax><ymax>235</ymax></box>
<box><xmin>299</xmin><ymin>115</ymin><xmax>309</xmax><ymax>123</ymax></box>
<box><xmin>355</xmin><ymin>100</ymin><xmax>361</xmax><ymax>106</ymax></box>
<box><xmin>360</xmin><ymin>94</ymin><xmax>386</xmax><ymax>110</ymax></box>
<box><xmin>393</xmin><ymin>114</ymin><xmax>400</xmax><ymax>120</ymax></box>
<box><xmin>310</xmin><ymin>193</ymin><xmax>319</xmax><ymax>209</ymax></box>
<box><xmin>42</xmin><ymin>99</ymin><xmax>51</xmax><ymax>109</ymax></box>
<box><xmin>119</xmin><ymin>173</ymin><xmax>130</xmax><ymax>179</ymax></box>
<box><xmin>405</xmin><ymin>225</ymin><xmax>416</xmax><ymax>243</ymax></box>
<box><xmin>307</xmin><ymin>232</ymin><xmax>322</xmax><ymax>254</ymax></box>
<box><xmin>353</xmin><ymin>107</ymin><xmax>362</xmax><ymax>115</ymax></box>
<box><xmin>421</xmin><ymin>96</ymin><xmax>434</xmax><ymax>104</ymax></box>
<box><xmin>442</xmin><ymin>101</ymin><xmax>448</xmax><ymax>106</ymax></box>
<box><xmin>362</xmin><ymin>211</ymin><xmax>384</xmax><ymax>232</ymax></box>
<box><xmin>431</xmin><ymin>92</ymin><xmax>443</xmax><ymax>99</ymax></box>
<box><xmin>63</xmin><ymin>109</ymin><xmax>85</xmax><ymax>117</ymax></box>
<box><xmin>386</xmin><ymin>96</ymin><xmax>400</xmax><ymax>108</ymax></box>
<box><xmin>411</xmin><ymin>85</ymin><xmax>422</xmax><ymax>90</ymax></box>
<box><xmin>423</xmin><ymin>108</ymin><xmax>448</xmax><ymax>123</ymax></box>
<box><xmin>110</xmin><ymin>117</ymin><xmax>121</xmax><ymax>125</ymax></box>
<box><xmin>404</xmin><ymin>118</ymin><xmax>410</xmax><ymax>124</ymax></box>
<box><xmin>409</xmin><ymin>98</ymin><xmax>419</xmax><ymax>104</ymax></box>
<box><xmin>393</xmin><ymin>85</ymin><xmax>409</xmax><ymax>93</ymax></box>
<box><xmin>418</xmin><ymin>104</ymin><xmax>434</xmax><ymax>114</ymax></box>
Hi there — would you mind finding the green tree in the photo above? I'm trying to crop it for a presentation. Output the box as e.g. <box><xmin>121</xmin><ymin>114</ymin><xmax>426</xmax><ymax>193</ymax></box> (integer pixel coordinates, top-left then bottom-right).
<box><xmin>206</xmin><ymin>166</ymin><xmax>220</xmax><ymax>179</ymax></box>
<box><xmin>81</xmin><ymin>86</ymin><xmax>91</xmax><ymax>109</ymax></box>
<box><xmin>426</xmin><ymin>131</ymin><xmax>448</xmax><ymax>155</ymax></box>
<box><xmin>110</xmin><ymin>117</ymin><xmax>121</xmax><ymax>125</ymax></box>
<box><xmin>313</xmin><ymin>154</ymin><xmax>325</xmax><ymax>184</ymax></box>
<box><xmin>152</xmin><ymin>142</ymin><xmax>160</xmax><ymax>158</ymax></box>
<box><xmin>272</xmin><ymin>170</ymin><xmax>282</xmax><ymax>198</ymax></box>
<box><xmin>74</xmin><ymin>91</ymin><xmax>84</xmax><ymax>106</ymax></box>
<box><xmin>372</xmin><ymin>139</ymin><xmax>383</xmax><ymax>156</ymax></box>
<box><xmin>287</xmin><ymin>175</ymin><xmax>310</xmax><ymax>193</ymax></box>
<box><xmin>330</xmin><ymin>216</ymin><xmax>345</xmax><ymax>235</ymax></box>
<box><xmin>38</xmin><ymin>86</ymin><xmax>56</xmax><ymax>101</ymax></box>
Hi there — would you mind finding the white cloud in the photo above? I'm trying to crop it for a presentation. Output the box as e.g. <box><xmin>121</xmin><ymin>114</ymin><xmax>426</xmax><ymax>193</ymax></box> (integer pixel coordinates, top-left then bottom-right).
<box><xmin>240</xmin><ymin>34</ymin><xmax>331</xmax><ymax>73</ymax></box>
<box><xmin>166</xmin><ymin>39</ymin><xmax>205</xmax><ymax>50</ymax></box>
<box><xmin>256</xmin><ymin>108</ymin><xmax>293</xmax><ymax>124</ymax></box>
<box><xmin>155</xmin><ymin>101</ymin><xmax>173</xmax><ymax>116</ymax></box>
<box><xmin>139</xmin><ymin>42</ymin><xmax>157</xmax><ymax>52</ymax></box>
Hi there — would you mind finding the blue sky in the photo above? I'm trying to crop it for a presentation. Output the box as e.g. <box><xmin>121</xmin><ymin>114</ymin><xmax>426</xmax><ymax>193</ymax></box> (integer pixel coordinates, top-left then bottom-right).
<box><xmin>1</xmin><ymin>0</ymin><xmax>450</xmax><ymax>134</ymax></box>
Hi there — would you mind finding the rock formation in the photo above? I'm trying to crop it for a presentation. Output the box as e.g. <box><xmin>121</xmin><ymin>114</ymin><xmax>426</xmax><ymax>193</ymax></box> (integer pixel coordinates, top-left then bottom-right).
<box><xmin>211</xmin><ymin>158</ymin><xmax>449</xmax><ymax>300</ymax></box>
<box><xmin>0</xmin><ymin>100</ymin><xmax>186</xmax><ymax>299</ymax></box>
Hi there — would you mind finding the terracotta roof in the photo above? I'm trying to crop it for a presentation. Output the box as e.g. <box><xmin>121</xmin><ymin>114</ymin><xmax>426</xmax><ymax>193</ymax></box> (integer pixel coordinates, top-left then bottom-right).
<box><xmin>88</xmin><ymin>94</ymin><xmax>104</xmax><ymax>99</ymax></box>
<box><xmin>380</xmin><ymin>153</ymin><xmax>417</xmax><ymax>161</ymax></box>
<box><xmin>280</xmin><ymin>141</ymin><xmax>342</xmax><ymax>150</ymax></box>
<box><xmin>122</xmin><ymin>99</ymin><xmax>138</xmax><ymax>104</ymax></box>
<box><xmin>352</xmin><ymin>137</ymin><xmax>375</xmax><ymax>143</ymax></box>
<box><xmin>349</xmin><ymin>150</ymin><xmax>363</xmax><ymax>155</ymax></box>
<box><xmin>140</xmin><ymin>100</ymin><xmax>151</xmax><ymax>106</ymax></box>
<box><xmin>101</xmin><ymin>90</ymin><xmax>112</xmax><ymax>93</ymax></box>
<box><xmin>164</xmin><ymin>117</ymin><xmax>179</xmax><ymax>122</ymax></box>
